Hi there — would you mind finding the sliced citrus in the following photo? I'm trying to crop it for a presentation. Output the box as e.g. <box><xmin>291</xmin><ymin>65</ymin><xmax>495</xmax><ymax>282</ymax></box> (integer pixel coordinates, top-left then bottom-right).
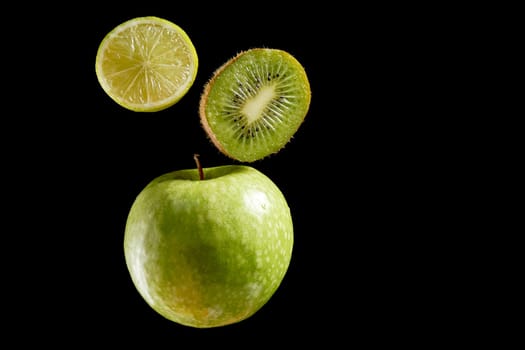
<box><xmin>95</xmin><ymin>16</ymin><xmax>198</xmax><ymax>112</ymax></box>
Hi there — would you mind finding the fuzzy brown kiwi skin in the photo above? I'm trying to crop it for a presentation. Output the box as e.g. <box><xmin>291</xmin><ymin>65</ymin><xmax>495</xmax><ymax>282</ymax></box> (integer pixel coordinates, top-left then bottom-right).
<box><xmin>199</xmin><ymin>55</ymin><xmax>232</xmax><ymax>160</ymax></box>
<box><xmin>199</xmin><ymin>50</ymin><xmax>248</xmax><ymax>161</ymax></box>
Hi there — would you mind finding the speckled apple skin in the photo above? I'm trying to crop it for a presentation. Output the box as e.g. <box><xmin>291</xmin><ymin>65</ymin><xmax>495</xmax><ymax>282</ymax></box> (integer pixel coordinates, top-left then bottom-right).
<box><xmin>124</xmin><ymin>165</ymin><xmax>293</xmax><ymax>328</ymax></box>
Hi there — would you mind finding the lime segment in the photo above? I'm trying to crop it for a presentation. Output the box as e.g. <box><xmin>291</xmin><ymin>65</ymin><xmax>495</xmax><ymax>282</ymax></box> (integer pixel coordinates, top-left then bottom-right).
<box><xmin>95</xmin><ymin>16</ymin><xmax>198</xmax><ymax>112</ymax></box>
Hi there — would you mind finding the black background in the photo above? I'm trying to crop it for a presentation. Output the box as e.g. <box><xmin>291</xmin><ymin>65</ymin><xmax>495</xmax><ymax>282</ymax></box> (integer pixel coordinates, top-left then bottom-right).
<box><xmin>8</xmin><ymin>3</ymin><xmax>472</xmax><ymax>346</ymax></box>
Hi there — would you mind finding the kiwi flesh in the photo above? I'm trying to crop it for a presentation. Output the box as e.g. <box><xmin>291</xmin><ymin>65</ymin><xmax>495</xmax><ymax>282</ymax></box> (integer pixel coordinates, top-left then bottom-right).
<box><xmin>199</xmin><ymin>48</ymin><xmax>311</xmax><ymax>162</ymax></box>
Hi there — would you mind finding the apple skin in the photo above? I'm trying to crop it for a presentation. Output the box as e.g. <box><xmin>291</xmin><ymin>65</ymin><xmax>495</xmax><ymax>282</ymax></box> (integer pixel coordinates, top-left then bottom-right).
<box><xmin>124</xmin><ymin>165</ymin><xmax>293</xmax><ymax>328</ymax></box>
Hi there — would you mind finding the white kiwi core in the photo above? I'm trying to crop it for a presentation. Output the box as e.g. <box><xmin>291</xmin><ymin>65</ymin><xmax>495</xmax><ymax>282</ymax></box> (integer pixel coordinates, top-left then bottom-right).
<box><xmin>241</xmin><ymin>84</ymin><xmax>276</xmax><ymax>124</ymax></box>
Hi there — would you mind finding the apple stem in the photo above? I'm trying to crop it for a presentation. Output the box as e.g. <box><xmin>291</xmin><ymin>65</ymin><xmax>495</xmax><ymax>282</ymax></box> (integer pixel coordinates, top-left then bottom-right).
<box><xmin>194</xmin><ymin>153</ymin><xmax>204</xmax><ymax>180</ymax></box>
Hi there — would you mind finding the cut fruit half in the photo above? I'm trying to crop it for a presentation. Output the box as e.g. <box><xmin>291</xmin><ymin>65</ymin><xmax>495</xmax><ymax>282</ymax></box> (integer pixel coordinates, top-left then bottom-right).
<box><xmin>95</xmin><ymin>16</ymin><xmax>198</xmax><ymax>112</ymax></box>
<box><xmin>199</xmin><ymin>48</ymin><xmax>311</xmax><ymax>162</ymax></box>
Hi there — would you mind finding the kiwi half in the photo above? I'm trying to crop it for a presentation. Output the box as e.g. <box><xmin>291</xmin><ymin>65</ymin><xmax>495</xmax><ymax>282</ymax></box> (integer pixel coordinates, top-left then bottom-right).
<box><xmin>199</xmin><ymin>48</ymin><xmax>311</xmax><ymax>162</ymax></box>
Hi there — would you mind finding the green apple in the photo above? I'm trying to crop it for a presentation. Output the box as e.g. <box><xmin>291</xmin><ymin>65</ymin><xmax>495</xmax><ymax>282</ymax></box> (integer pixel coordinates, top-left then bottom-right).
<box><xmin>123</xmin><ymin>158</ymin><xmax>294</xmax><ymax>328</ymax></box>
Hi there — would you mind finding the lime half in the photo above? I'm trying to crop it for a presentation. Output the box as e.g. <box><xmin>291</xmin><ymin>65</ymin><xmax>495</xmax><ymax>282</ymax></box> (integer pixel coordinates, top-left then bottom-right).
<box><xmin>95</xmin><ymin>16</ymin><xmax>198</xmax><ymax>112</ymax></box>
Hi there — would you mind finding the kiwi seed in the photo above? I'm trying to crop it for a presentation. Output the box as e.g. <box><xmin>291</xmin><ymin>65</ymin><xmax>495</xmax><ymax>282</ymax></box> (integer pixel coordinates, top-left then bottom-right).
<box><xmin>199</xmin><ymin>48</ymin><xmax>311</xmax><ymax>162</ymax></box>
